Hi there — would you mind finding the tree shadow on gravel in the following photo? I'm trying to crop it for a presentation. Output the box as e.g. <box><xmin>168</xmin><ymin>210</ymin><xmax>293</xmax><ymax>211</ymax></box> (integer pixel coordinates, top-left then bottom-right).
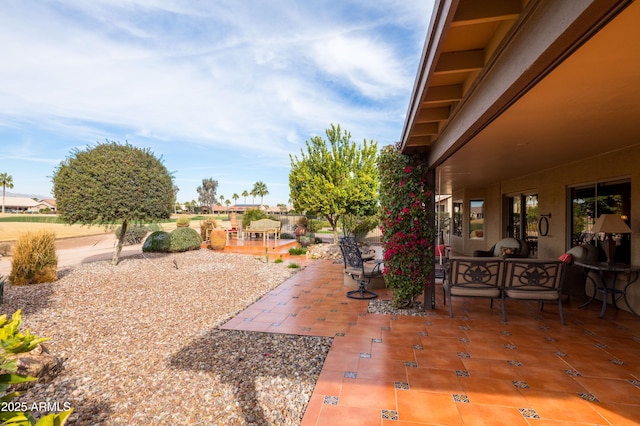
<box><xmin>169</xmin><ymin>329</ymin><xmax>333</xmax><ymax>425</ymax></box>
<box><xmin>17</xmin><ymin>376</ymin><xmax>113</xmax><ymax>425</ymax></box>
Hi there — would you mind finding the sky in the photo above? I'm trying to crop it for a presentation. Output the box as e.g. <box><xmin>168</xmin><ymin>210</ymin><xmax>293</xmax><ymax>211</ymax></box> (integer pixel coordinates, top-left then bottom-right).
<box><xmin>0</xmin><ymin>0</ymin><xmax>434</xmax><ymax>206</ymax></box>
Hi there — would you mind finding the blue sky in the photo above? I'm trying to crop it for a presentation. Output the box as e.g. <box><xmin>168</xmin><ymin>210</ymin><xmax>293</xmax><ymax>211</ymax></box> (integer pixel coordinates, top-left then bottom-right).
<box><xmin>0</xmin><ymin>1</ymin><xmax>433</xmax><ymax>206</ymax></box>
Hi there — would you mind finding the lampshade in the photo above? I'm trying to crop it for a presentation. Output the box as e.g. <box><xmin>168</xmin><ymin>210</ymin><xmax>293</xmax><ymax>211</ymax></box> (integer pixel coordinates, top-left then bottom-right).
<box><xmin>591</xmin><ymin>214</ymin><xmax>632</xmax><ymax>234</ymax></box>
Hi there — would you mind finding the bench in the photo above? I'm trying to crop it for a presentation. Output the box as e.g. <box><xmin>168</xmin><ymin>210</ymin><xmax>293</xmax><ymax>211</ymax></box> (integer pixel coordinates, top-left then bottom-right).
<box><xmin>444</xmin><ymin>257</ymin><xmax>566</xmax><ymax>324</ymax></box>
<box><xmin>243</xmin><ymin>219</ymin><xmax>281</xmax><ymax>243</ymax></box>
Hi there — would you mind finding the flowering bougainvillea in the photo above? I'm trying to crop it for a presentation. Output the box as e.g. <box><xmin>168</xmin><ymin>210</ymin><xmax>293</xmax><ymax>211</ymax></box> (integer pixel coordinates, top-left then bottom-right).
<box><xmin>378</xmin><ymin>143</ymin><xmax>434</xmax><ymax>308</ymax></box>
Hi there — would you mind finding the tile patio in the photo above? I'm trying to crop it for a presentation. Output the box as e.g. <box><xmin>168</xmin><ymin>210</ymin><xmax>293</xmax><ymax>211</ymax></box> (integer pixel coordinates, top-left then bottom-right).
<box><xmin>221</xmin><ymin>259</ymin><xmax>640</xmax><ymax>425</ymax></box>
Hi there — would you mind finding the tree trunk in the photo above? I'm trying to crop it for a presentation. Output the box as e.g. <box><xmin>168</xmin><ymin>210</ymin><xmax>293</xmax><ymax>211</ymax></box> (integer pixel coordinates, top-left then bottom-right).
<box><xmin>327</xmin><ymin>214</ymin><xmax>340</xmax><ymax>244</ymax></box>
<box><xmin>112</xmin><ymin>219</ymin><xmax>127</xmax><ymax>265</ymax></box>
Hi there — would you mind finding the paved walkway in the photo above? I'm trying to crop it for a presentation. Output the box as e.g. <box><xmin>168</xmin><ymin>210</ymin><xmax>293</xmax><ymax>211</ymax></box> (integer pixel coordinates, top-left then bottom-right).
<box><xmin>0</xmin><ymin>234</ymin><xmax>144</xmax><ymax>276</ymax></box>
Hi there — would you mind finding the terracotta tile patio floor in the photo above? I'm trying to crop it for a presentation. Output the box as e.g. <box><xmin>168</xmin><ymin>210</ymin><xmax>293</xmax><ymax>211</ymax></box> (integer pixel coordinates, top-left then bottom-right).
<box><xmin>221</xmin><ymin>259</ymin><xmax>640</xmax><ymax>425</ymax></box>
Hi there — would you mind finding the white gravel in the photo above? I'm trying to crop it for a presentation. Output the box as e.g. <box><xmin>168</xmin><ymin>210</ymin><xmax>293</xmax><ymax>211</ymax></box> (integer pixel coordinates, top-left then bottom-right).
<box><xmin>3</xmin><ymin>250</ymin><xmax>333</xmax><ymax>425</ymax></box>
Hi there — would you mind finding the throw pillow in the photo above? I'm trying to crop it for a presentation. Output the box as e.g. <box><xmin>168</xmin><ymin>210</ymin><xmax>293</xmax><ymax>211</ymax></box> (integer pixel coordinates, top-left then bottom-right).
<box><xmin>558</xmin><ymin>253</ymin><xmax>573</xmax><ymax>264</ymax></box>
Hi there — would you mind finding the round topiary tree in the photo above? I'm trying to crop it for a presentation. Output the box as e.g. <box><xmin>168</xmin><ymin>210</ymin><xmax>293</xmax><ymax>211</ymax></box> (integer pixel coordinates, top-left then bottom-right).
<box><xmin>168</xmin><ymin>228</ymin><xmax>202</xmax><ymax>252</ymax></box>
<box><xmin>52</xmin><ymin>141</ymin><xmax>176</xmax><ymax>265</ymax></box>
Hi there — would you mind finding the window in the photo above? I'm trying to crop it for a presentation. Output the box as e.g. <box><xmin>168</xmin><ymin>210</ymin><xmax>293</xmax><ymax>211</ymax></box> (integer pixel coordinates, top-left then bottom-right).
<box><xmin>570</xmin><ymin>180</ymin><xmax>631</xmax><ymax>263</ymax></box>
<box><xmin>452</xmin><ymin>201</ymin><xmax>463</xmax><ymax>237</ymax></box>
<box><xmin>469</xmin><ymin>200</ymin><xmax>484</xmax><ymax>239</ymax></box>
<box><xmin>507</xmin><ymin>194</ymin><xmax>538</xmax><ymax>255</ymax></box>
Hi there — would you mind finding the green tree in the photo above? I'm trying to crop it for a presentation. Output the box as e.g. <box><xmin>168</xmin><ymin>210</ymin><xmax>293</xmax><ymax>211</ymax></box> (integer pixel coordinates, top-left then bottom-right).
<box><xmin>0</xmin><ymin>172</ymin><xmax>14</xmax><ymax>214</ymax></box>
<box><xmin>242</xmin><ymin>190</ymin><xmax>249</xmax><ymax>204</ymax></box>
<box><xmin>253</xmin><ymin>181</ymin><xmax>269</xmax><ymax>205</ymax></box>
<box><xmin>250</xmin><ymin>189</ymin><xmax>257</xmax><ymax>205</ymax></box>
<box><xmin>289</xmin><ymin>124</ymin><xmax>379</xmax><ymax>243</ymax></box>
<box><xmin>52</xmin><ymin>141</ymin><xmax>175</xmax><ymax>265</ymax></box>
<box><xmin>197</xmin><ymin>178</ymin><xmax>218</xmax><ymax>212</ymax></box>
<box><xmin>232</xmin><ymin>193</ymin><xmax>239</xmax><ymax>205</ymax></box>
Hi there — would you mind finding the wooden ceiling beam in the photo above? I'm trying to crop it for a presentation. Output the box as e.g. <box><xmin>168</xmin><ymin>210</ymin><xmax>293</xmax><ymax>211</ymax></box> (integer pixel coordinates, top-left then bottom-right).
<box><xmin>435</xmin><ymin>49</ymin><xmax>484</xmax><ymax>74</ymax></box>
<box><xmin>452</xmin><ymin>0</ymin><xmax>521</xmax><ymax>26</ymax></box>
<box><xmin>416</xmin><ymin>106</ymin><xmax>450</xmax><ymax>122</ymax></box>
<box><xmin>412</xmin><ymin>123</ymin><xmax>439</xmax><ymax>136</ymax></box>
<box><xmin>406</xmin><ymin>135</ymin><xmax>432</xmax><ymax>147</ymax></box>
<box><xmin>424</xmin><ymin>84</ymin><xmax>462</xmax><ymax>103</ymax></box>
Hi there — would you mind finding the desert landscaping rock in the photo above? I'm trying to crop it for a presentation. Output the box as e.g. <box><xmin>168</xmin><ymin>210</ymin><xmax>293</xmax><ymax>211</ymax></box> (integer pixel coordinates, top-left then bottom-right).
<box><xmin>3</xmin><ymin>250</ymin><xmax>332</xmax><ymax>425</ymax></box>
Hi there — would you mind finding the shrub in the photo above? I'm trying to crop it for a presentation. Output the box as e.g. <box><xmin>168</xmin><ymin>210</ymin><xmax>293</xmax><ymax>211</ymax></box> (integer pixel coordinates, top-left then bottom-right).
<box><xmin>296</xmin><ymin>216</ymin><xmax>308</xmax><ymax>228</ymax></box>
<box><xmin>168</xmin><ymin>228</ymin><xmax>202</xmax><ymax>252</ymax></box>
<box><xmin>176</xmin><ymin>216</ymin><xmax>191</xmax><ymax>226</ymax></box>
<box><xmin>9</xmin><ymin>230</ymin><xmax>58</xmax><ymax>285</ymax></box>
<box><xmin>280</xmin><ymin>232</ymin><xmax>294</xmax><ymax>239</ymax></box>
<box><xmin>142</xmin><ymin>231</ymin><xmax>171</xmax><ymax>253</ymax></box>
<box><xmin>114</xmin><ymin>224</ymin><xmax>149</xmax><ymax>245</ymax></box>
<box><xmin>0</xmin><ymin>310</ymin><xmax>73</xmax><ymax>424</ymax></box>
<box><xmin>379</xmin><ymin>143</ymin><xmax>434</xmax><ymax>309</ymax></box>
<box><xmin>274</xmin><ymin>258</ymin><xmax>284</xmax><ymax>264</ymax></box>
<box><xmin>200</xmin><ymin>219</ymin><xmax>217</xmax><ymax>240</ymax></box>
<box><xmin>287</xmin><ymin>262</ymin><xmax>300</xmax><ymax>269</ymax></box>
<box><xmin>288</xmin><ymin>247</ymin><xmax>307</xmax><ymax>256</ymax></box>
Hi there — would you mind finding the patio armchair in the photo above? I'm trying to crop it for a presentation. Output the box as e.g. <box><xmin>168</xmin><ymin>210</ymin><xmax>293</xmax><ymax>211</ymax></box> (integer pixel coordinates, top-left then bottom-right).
<box><xmin>339</xmin><ymin>237</ymin><xmax>382</xmax><ymax>300</ymax></box>
<box><xmin>560</xmin><ymin>243</ymin><xmax>600</xmax><ymax>302</ymax></box>
<box><xmin>473</xmin><ymin>237</ymin><xmax>530</xmax><ymax>258</ymax></box>
<box><xmin>443</xmin><ymin>257</ymin><xmax>503</xmax><ymax>317</ymax></box>
<box><xmin>339</xmin><ymin>236</ymin><xmax>375</xmax><ymax>262</ymax></box>
<box><xmin>501</xmin><ymin>258</ymin><xmax>566</xmax><ymax>324</ymax></box>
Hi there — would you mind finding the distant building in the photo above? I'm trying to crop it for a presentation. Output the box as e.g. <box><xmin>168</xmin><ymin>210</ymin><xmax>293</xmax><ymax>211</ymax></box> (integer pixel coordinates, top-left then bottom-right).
<box><xmin>2</xmin><ymin>196</ymin><xmax>40</xmax><ymax>213</ymax></box>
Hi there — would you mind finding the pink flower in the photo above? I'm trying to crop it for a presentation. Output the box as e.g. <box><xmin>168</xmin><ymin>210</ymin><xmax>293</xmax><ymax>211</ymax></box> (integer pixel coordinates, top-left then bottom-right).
<box><xmin>404</xmin><ymin>166</ymin><xmax>412</xmax><ymax>173</ymax></box>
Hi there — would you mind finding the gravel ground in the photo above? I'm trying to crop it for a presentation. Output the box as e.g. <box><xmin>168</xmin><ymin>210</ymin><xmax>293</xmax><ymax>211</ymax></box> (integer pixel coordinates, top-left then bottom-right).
<box><xmin>3</xmin><ymin>250</ymin><xmax>333</xmax><ymax>425</ymax></box>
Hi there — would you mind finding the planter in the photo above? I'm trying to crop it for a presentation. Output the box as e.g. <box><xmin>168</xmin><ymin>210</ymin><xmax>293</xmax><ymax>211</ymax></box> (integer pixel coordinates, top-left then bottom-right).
<box><xmin>209</xmin><ymin>229</ymin><xmax>226</xmax><ymax>250</ymax></box>
<box><xmin>295</xmin><ymin>226</ymin><xmax>307</xmax><ymax>241</ymax></box>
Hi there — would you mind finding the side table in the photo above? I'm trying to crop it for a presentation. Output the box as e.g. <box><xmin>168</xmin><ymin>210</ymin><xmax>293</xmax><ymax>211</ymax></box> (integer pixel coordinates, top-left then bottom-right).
<box><xmin>574</xmin><ymin>260</ymin><xmax>640</xmax><ymax>318</ymax></box>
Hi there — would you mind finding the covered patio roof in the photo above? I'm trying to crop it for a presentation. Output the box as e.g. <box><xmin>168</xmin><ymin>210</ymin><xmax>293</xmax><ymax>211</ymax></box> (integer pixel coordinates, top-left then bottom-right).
<box><xmin>400</xmin><ymin>0</ymin><xmax>640</xmax><ymax>194</ymax></box>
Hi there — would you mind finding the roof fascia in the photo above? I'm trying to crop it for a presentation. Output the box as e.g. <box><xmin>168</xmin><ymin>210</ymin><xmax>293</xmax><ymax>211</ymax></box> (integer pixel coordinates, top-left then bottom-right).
<box><xmin>399</xmin><ymin>0</ymin><xmax>459</xmax><ymax>151</ymax></box>
<box><xmin>427</xmin><ymin>0</ymin><xmax>631</xmax><ymax>168</ymax></box>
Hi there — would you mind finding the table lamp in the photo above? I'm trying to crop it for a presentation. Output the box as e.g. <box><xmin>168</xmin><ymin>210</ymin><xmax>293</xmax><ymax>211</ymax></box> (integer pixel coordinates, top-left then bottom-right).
<box><xmin>591</xmin><ymin>214</ymin><xmax>632</xmax><ymax>264</ymax></box>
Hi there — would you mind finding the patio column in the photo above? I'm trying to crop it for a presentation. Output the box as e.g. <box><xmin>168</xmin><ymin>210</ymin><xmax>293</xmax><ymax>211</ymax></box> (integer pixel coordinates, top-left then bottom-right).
<box><xmin>426</xmin><ymin>167</ymin><xmax>436</xmax><ymax>309</ymax></box>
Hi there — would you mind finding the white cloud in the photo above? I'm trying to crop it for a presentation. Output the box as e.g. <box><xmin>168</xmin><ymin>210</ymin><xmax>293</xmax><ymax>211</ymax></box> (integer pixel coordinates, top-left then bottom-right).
<box><xmin>0</xmin><ymin>1</ymin><xmax>433</xmax><ymax>202</ymax></box>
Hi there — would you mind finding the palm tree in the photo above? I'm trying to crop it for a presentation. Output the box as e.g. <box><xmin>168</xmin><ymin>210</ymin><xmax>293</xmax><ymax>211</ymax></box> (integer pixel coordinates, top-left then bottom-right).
<box><xmin>0</xmin><ymin>173</ymin><xmax>14</xmax><ymax>214</ymax></box>
<box><xmin>250</xmin><ymin>189</ymin><xmax>257</xmax><ymax>206</ymax></box>
<box><xmin>232</xmin><ymin>193</ymin><xmax>239</xmax><ymax>206</ymax></box>
<box><xmin>242</xmin><ymin>190</ymin><xmax>249</xmax><ymax>204</ymax></box>
<box><xmin>252</xmin><ymin>181</ymin><xmax>269</xmax><ymax>206</ymax></box>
